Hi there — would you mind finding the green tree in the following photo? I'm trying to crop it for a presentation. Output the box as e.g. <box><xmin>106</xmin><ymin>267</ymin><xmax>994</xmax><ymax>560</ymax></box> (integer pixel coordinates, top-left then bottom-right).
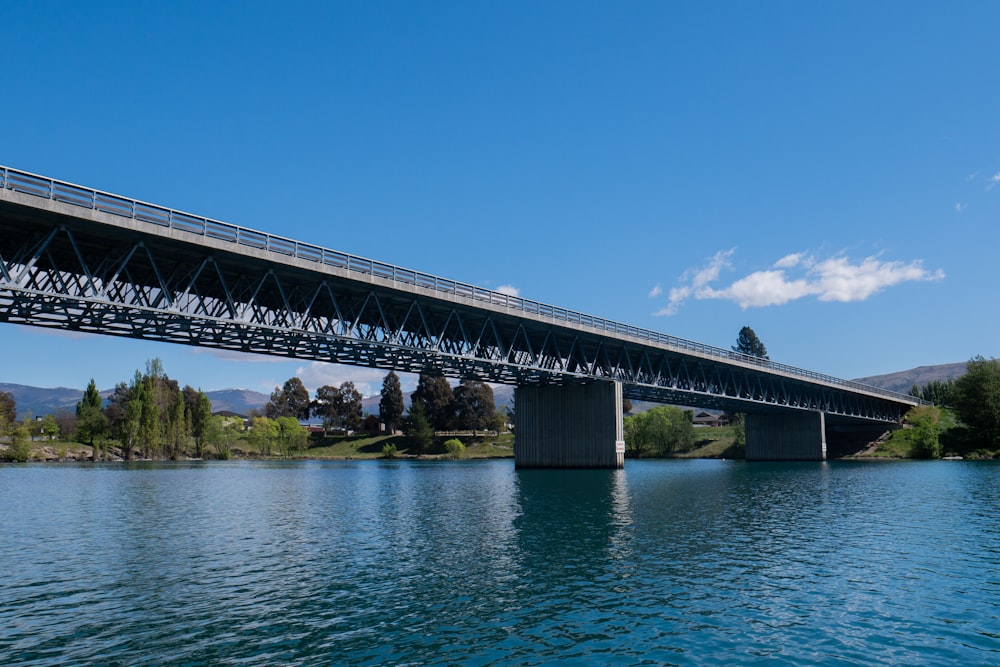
<box><xmin>733</xmin><ymin>325</ymin><xmax>769</xmax><ymax>359</ymax></box>
<box><xmin>411</xmin><ymin>373</ymin><xmax>454</xmax><ymax>431</ymax></box>
<box><xmin>249</xmin><ymin>416</ymin><xmax>278</xmax><ymax>456</ymax></box>
<box><xmin>205</xmin><ymin>415</ymin><xmax>241</xmax><ymax>460</ymax></box>
<box><xmin>453</xmin><ymin>379</ymin><xmax>495</xmax><ymax>431</ymax></box>
<box><xmin>624</xmin><ymin>405</ymin><xmax>695</xmax><ymax>457</ymax></box>
<box><xmin>0</xmin><ymin>391</ymin><xmax>15</xmax><ymax>435</ymax></box>
<box><xmin>313</xmin><ymin>381</ymin><xmax>363</xmax><ymax>431</ymax></box>
<box><xmin>405</xmin><ymin>401</ymin><xmax>434</xmax><ymax>454</ymax></box>
<box><xmin>37</xmin><ymin>415</ymin><xmax>59</xmax><ymax>441</ymax></box>
<box><xmin>379</xmin><ymin>371</ymin><xmax>405</xmax><ymax>434</ymax></box>
<box><xmin>76</xmin><ymin>378</ymin><xmax>108</xmax><ymax>459</ymax></box>
<box><xmin>165</xmin><ymin>388</ymin><xmax>187</xmax><ymax>459</ymax></box>
<box><xmin>950</xmin><ymin>356</ymin><xmax>1000</xmax><ymax>447</ymax></box>
<box><xmin>184</xmin><ymin>386</ymin><xmax>213</xmax><ymax>458</ymax></box>
<box><xmin>909</xmin><ymin>379</ymin><xmax>955</xmax><ymax>406</ymax></box>
<box><xmin>138</xmin><ymin>372</ymin><xmax>161</xmax><ymax>459</ymax></box>
<box><xmin>905</xmin><ymin>405</ymin><xmax>941</xmax><ymax>459</ymax></box>
<box><xmin>266</xmin><ymin>377</ymin><xmax>311</xmax><ymax>420</ymax></box>
<box><xmin>276</xmin><ymin>416</ymin><xmax>308</xmax><ymax>456</ymax></box>
<box><xmin>3</xmin><ymin>423</ymin><xmax>31</xmax><ymax>462</ymax></box>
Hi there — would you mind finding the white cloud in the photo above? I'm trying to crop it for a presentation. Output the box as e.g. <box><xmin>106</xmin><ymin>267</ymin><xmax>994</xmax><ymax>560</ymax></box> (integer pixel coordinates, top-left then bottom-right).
<box><xmin>955</xmin><ymin>202</ymin><xmax>966</xmax><ymax>213</ymax></box>
<box><xmin>648</xmin><ymin>283</ymin><xmax>662</xmax><ymax>298</ymax></box>
<box><xmin>495</xmin><ymin>284</ymin><xmax>520</xmax><ymax>297</ymax></box>
<box><xmin>990</xmin><ymin>171</ymin><xmax>1000</xmax><ymax>190</ymax></box>
<box><xmin>810</xmin><ymin>256</ymin><xmax>944</xmax><ymax>303</ymax></box>
<box><xmin>699</xmin><ymin>270</ymin><xmax>815</xmax><ymax>308</ymax></box>
<box><xmin>653</xmin><ymin>249</ymin><xmax>944</xmax><ymax>314</ymax></box>
<box><xmin>653</xmin><ymin>249</ymin><xmax>734</xmax><ymax>316</ymax></box>
<box><xmin>774</xmin><ymin>252</ymin><xmax>807</xmax><ymax>269</ymax></box>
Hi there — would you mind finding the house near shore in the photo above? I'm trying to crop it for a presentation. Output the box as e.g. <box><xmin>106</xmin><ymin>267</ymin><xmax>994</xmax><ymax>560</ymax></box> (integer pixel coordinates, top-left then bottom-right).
<box><xmin>692</xmin><ymin>411</ymin><xmax>730</xmax><ymax>427</ymax></box>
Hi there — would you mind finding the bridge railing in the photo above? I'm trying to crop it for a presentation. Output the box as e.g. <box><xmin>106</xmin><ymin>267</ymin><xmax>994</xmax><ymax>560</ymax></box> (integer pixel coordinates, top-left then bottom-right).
<box><xmin>1</xmin><ymin>165</ymin><xmax>921</xmax><ymax>404</ymax></box>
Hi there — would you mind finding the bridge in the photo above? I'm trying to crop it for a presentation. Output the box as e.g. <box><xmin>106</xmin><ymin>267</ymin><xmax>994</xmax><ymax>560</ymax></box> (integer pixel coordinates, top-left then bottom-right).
<box><xmin>0</xmin><ymin>165</ymin><xmax>920</xmax><ymax>467</ymax></box>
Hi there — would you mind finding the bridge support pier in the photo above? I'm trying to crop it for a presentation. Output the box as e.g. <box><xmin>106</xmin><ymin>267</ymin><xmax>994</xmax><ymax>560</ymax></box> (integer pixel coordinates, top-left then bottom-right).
<box><xmin>514</xmin><ymin>381</ymin><xmax>625</xmax><ymax>469</ymax></box>
<box><xmin>745</xmin><ymin>411</ymin><xmax>827</xmax><ymax>461</ymax></box>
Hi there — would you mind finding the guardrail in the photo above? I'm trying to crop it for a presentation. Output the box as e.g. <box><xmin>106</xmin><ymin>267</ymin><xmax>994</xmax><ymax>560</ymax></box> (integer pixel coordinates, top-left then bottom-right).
<box><xmin>0</xmin><ymin>164</ymin><xmax>921</xmax><ymax>404</ymax></box>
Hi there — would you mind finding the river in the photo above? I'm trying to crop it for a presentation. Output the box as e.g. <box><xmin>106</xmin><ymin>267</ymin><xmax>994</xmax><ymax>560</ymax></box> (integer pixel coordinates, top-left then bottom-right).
<box><xmin>1</xmin><ymin>459</ymin><xmax>998</xmax><ymax>665</ymax></box>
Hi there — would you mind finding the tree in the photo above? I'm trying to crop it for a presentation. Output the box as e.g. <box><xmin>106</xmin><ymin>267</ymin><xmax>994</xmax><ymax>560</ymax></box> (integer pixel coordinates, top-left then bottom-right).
<box><xmin>950</xmin><ymin>356</ymin><xmax>1000</xmax><ymax>447</ymax></box>
<box><xmin>909</xmin><ymin>379</ymin><xmax>955</xmax><ymax>406</ymax></box>
<box><xmin>205</xmin><ymin>415</ymin><xmax>241</xmax><ymax>460</ymax></box>
<box><xmin>2</xmin><ymin>424</ymin><xmax>31</xmax><ymax>462</ymax></box>
<box><xmin>76</xmin><ymin>379</ymin><xmax>108</xmax><ymax>459</ymax></box>
<box><xmin>905</xmin><ymin>405</ymin><xmax>941</xmax><ymax>459</ymax></box>
<box><xmin>249</xmin><ymin>416</ymin><xmax>278</xmax><ymax>456</ymax></box>
<box><xmin>165</xmin><ymin>388</ymin><xmax>187</xmax><ymax>459</ymax></box>
<box><xmin>452</xmin><ymin>379</ymin><xmax>495</xmax><ymax>431</ymax></box>
<box><xmin>379</xmin><ymin>371</ymin><xmax>405</xmax><ymax>434</ymax></box>
<box><xmin>37</xmin><ymin>415</ymin><xmax>59</xmax><ymax>442</ymax></box>
<box><xmin>184</xmin><ymin>386</ymin><xmax>213</xmax><ymax>458</ymax></box>
<box><xmin>117</xmin><ymin>373</ymin><xmax>145</xmax><ymax>460</ymax></box>
<box><xmin>405</xmin><ymin>401</ymin><xmax>434</xmax><ymax>454</ymax></box>
<box><xmin>266</xmin><ymin>377</ymin><xmax>311</xmax><ymax>420</ymax></box>
<box><xmin>0</xmin><ymin>390</ymin><xmax>15</xmax><ymax>435</ymax></box>
<box><xmin>275</xmin><ymin>416</ymin><xmax>308</xmax><ymax>456</ymax></box>
<box><xmin>733</xmin><ymin>325</ymin><xmax>769</xmax><ymax>359</ymax></box>
<box><xmin>624</xmin><ymin>405</ymin><xmax>695</xmax><ymax>457</ymax></box>
<box><xmin>411</xmin><ymin>373</ymin><xmax>454</xmax><ymax>431</ymax></box>
<box><xmin>313</xmin><ymin>381</ymin><xmax>363</xmax><ymax>431</ymax></box>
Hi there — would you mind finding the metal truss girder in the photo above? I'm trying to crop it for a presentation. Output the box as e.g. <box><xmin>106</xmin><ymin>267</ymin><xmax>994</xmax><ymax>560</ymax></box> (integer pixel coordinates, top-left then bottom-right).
<box><xmin>0</xmin><ymin>209</ymin><xmax>912</xmax><ymax>425</ymax></box>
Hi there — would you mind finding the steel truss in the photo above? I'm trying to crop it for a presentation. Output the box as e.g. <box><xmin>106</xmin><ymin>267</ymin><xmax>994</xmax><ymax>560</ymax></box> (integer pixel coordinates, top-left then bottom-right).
<box><xmin>0</xmin><ymin>219</ymin><xmax>907</xmax><ymax>424</ymax></box>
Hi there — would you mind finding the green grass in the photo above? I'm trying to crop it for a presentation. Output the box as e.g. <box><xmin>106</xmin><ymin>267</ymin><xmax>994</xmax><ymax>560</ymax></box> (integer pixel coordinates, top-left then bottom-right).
<box><xmin>299</xmin><ymin>432</ymin><xmax>515</xmax><ymax>460</ymax></box>
<box><xmin>672</xmin><ymin>426</ymin><xmax>743</xmax><ymax>459</ymax></box>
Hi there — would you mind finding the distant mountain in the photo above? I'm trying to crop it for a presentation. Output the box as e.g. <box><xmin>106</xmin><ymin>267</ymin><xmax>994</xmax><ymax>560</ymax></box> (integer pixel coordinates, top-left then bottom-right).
<box><xmin>205</xmin><ymin>389</ymin><xmax>269</xmax><ymax>416</ymax></box>
<box><xmin>0</xmin><ymin>382</ymin><xmax>270</xmax><ymax>420</ymax></box>
<box><xmin>0</xmin><ymin>383</ymin><xmax>90</xmax><ymax>420</ymax></box>
<box><xmin>852</xmin><ymin>362</ymin><xmax>968</xmax><ymax>394</ymax></box>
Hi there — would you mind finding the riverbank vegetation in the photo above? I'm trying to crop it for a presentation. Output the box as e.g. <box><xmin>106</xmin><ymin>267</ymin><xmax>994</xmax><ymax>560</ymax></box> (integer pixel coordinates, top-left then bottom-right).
<box><xmin>5</xmin><ymin>353</ymin><xmax>1000</xmax><ymax>463</ymax></box>
<box><xmin>0</xmin><ymin>359</ymin><xmax>514</xmax><ymax>462</ymax></box>
<box><xmin>863</xmin><ymin>356</ymin><xmax>1000</xmax><ymax>459</ymax></box>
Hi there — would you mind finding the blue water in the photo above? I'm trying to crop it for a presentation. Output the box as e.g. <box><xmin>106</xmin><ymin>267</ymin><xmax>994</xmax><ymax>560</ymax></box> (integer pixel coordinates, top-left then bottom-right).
<box><xmin>1</xmin><ymin>459</ymin><xmax>998</xmax><ymax>666</ymax></box>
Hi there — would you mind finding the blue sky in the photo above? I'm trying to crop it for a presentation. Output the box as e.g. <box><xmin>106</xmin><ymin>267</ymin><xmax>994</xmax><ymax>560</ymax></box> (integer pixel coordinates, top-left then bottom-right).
<box><xmin>2</xmin><ymin>1</ymin><xmax>998</xmax><ymax>397</ymax></box>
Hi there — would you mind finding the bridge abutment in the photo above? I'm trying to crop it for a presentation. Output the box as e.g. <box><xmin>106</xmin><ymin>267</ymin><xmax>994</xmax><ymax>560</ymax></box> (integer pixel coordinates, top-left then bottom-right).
<box><xmin>514</xmin><ymin>381</ymin><xmax>625</xmax><ymax>469</ymax></box>
<box><xmin>745</xmin><ymin>411</ymin><xmax>827</xmax><ymax>461</ymax></box>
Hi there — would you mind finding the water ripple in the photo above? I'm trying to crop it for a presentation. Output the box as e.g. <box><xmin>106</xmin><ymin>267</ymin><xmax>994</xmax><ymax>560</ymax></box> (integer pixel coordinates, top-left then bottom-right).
<box><xmin>2</xmin><ymin>460</ymin><xmax>999</xmax><ymax>665</ymax></box>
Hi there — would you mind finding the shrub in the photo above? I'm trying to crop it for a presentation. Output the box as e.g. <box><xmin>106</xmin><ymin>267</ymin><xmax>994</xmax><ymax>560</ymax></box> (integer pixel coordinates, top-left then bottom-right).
<box><xmin>443</xmin><ymin>438</ymin><xmax>465</xmax><ymax>459</ymax></box>
<box><xmin>381</xmin><ymin>443</ymin><xmax>398</xmax><ymax>459</ymax></box>
<box><xmin>2</xmin><ymin>426</ymin><xmax>32</xmax><ymax>462</ymax></box>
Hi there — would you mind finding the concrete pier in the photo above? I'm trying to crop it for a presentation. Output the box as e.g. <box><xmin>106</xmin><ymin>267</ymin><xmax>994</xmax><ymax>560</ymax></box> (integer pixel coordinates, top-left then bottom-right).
<box><xmin>745</xmin><ymin>411</ymin><xmax>827</xmax><ymax>461</ymax></box>
<box><xmin>515</xmin><ymin>381</ymin><xmax>625</xmax><ymax>468</ymax></box>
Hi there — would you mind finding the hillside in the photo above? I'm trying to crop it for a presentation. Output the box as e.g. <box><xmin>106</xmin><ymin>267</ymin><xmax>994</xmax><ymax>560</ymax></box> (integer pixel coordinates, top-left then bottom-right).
<box><xmin>852</xmin><ymin>362</ymin><xmax>968</xmax><ymax>394</ymax></box>
<box><xmin>0</xmin><ymin>382</ymin><xmax>270</xmax><ymax>420</ymax></box>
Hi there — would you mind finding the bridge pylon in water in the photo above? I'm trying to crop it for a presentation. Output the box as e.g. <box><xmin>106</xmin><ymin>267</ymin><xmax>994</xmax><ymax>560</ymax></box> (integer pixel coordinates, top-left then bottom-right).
<box><xmin>514</xmin><ymin>381</ymin><xmax>625</xmax><ymax>469</ymax></box>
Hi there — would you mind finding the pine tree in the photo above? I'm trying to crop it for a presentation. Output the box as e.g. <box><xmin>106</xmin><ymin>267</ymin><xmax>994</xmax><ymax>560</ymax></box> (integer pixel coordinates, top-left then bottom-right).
<box><xmin>733</xmin><ymin>326</ymin><xmax>769</xmax><ymax>359</ymax></box>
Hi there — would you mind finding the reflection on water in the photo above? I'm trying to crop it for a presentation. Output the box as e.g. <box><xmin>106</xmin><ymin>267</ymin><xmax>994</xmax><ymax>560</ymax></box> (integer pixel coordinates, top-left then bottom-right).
<box><xmin>1</xmin><ymin>459</ymin><xmax>998</xmax><ymax>666</ymax></box>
